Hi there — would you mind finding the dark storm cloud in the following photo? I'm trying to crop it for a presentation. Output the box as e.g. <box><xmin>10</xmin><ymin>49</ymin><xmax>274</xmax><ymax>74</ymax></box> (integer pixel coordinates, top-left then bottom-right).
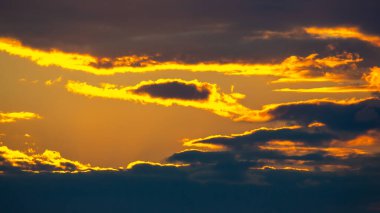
<box><xmin>1</xmin><ymin>0</ymin><xmax>380</xmax><ymax>64</ymax></box>
<box><xmin>133</xmin><ymin>81</ymin><xmax>210</xmax><ymax>100</ymax></box>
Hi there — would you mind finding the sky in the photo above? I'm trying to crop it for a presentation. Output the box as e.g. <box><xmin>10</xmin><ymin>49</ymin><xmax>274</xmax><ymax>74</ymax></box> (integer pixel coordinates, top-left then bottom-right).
<box><xmin>1</xmin><ymin>0</ymin><xmax>380</xmax><ymax>212</ymax></box>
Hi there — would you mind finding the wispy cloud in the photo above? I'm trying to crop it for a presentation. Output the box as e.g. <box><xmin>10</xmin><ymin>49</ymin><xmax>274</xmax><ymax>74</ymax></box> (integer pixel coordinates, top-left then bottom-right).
<box><xmin>304</xmin><ymin>26</ymin><xmax>380</xmax><ymax>47</ymax></box>
<box><xmin>0</xmin><ymin>112</ymin><xmax>42</xmax><ymax>123</ymax></box>
<box><xmin>0</xmin><ymin>37</ymin><xmax>362</xmax><ymax>83</ymax></box>
<box><xmin>65</xmin><ymin>79</ymin><xmax>254</xmax><ymax>121</ymax></box>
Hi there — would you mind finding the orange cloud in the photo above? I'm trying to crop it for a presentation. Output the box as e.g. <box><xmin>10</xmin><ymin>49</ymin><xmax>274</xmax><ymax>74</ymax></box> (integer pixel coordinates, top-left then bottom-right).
<box><xmin>275</xmin><ymin>66</ymin><xmax>380</xmax><ymax>93</ymax></box>
<box><xmin>259</xmin><ymin>140</ymin><xmax>367</xmax><ymax>158</ymax></box>
<box><xmin>346</xmin><ymin>135</ymin><xmax>376</xmax><ymax>147</ymax></box>
<box><xmin>183</xmin><ymin>126</ymin><xmax>303</xmax><ymax>147</ymax></box>
<box><xmin>256</xmin><ymin>165</ymin><xmax>310</xmax><ymax>172</ymax></box>
<box><xmin>0</xmin><ymin>145</ymin><xmax>189</xmax><ymax>174</ymax></box>
<box><xmin>304</xmin><ymin>26</ymin><xmax>380</xmax><ymax>47</ymax></box>
<box><xmin>0</xmin><ymin>112</ymin><xmax>42</xmax><ymax>123</ymax></box>
<box><xmin>65</xmin><ymin>79</ymin><xmax>255</xmax><ymax>121</ymax></box>
<box><xmin>274</xmin><ymin>86</ymin><xmax>376</xmax><ymax>93</ymax></box>
<box><xmin>126</xmin><ymin>160</ymin><xmax>188</xmax><ymax>169</ymax></box>
<box><xmin>364</xmin><ymin>66</ymin><xmax>380</xmax><ymax>89</ymax></box>
<box><xmin>0</xmin><ymin>37</ymin><xmax>361</xmax><ymax>82</ymax></box>
<box><xmin>0</xmin><ymin>145</ymin><xmax>117</xmax><ymax>173</ymax></box>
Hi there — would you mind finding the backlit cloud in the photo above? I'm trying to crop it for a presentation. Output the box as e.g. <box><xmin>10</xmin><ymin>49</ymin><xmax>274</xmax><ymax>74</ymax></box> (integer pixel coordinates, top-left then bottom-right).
<box><xmin>275</xmin><ymin>67</ymin><xmax>380</xmax><ymax>93</ymax></box>
<box><xmin>304</xmin><ymin>26</ymin><xmax>380</xmax><ymax>47</ymax></box>
<box><xmin>0</xmin><ymin>146</ymin><xmax>117</xmax><ymax>173</ymax></box>
<box><xmin>65</xmin><ymin>79</ymin><xmax>254</xmax><ymax>120</ymax></box>
<box><xmin>0</xmin><ymin>37</ymin><xmax>362</xmax><ymax>83</ymax></box>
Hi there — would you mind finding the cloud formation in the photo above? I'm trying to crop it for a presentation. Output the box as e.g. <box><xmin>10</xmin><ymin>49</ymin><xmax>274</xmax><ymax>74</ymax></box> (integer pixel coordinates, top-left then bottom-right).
<box><xmin>304</xmin><ymin>26</ymin><xmax>380</xmax><ymax>47</ymax></box>
<box><xmin>176</xmin><ymin>97</ymin><xmax>380</xmax><ymax>179</ymax></box>
<box><xmin>275</xmin><ymin>66</ymin><xmax>380</xmax><ymax>93</ymax></box>
<box><xmin>0</xmin><ymin>37</ymin><xmax>364</xmax><ymax>83</ymax></box>
<box><xmin>66</xmin><ymin>79</ymin><xmax>254</xmax><ymax>120</ymax></box>
<box><xmin>0</xmin><ymin>146</ymin><xmax>116</xmax><ymax>173</ymax></box>
<box><xmin>0</xmin><ymin>112</ymin><xmax>42</xmax><ymax>123</ymax></box>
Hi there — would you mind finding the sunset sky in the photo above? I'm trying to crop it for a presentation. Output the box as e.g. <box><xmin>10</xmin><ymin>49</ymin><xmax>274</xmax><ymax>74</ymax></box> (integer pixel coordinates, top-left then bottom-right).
<box><xmin>1</xmin><ymin>1</ymin><xmax>380</xmax><ymax>212</ymax></box>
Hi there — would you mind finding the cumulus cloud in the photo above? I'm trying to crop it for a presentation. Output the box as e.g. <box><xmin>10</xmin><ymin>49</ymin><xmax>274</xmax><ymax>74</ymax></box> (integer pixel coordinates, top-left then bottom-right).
<box><xmin>0</xmin><ymin>146</ymin><xmax>188</xmax><ymax>175</ymax></box>
<box><xmin>0</xmin><ymin>146</ymin><xmax>117</xmax><ymax>173</ymax></box>
<box><xmin>176</xmin><ymin>97</ymin><xmax>380</xmax><ymax>179</ymax></box>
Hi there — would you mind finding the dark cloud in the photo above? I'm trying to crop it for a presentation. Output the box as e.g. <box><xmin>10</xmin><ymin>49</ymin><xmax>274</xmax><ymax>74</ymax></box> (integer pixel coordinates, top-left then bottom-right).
<box><xmin>269</xmin><ymin>98</ymin><xmax>380</xmax><ymax>132</ymax></box>
<box><xmin>168</xmin><ymin>98</ymin><xmax>380</xmax><ymax>183</ymax></box>
<box><xmin>190</xmin><ymin>127</ymin><xmax>337</xmax><ymax>148</ymax></box>
<box><xmin>1</xmin><ymin>0</ymin><xmax>380</xmax><ymax>64</ymax></box>
<box><xmin>168</xmin><ymin>150</ymin><xmax>235</xmax><ymax>164</ymax></box>
<box><xmin>133</xmin><ymin>81</ymin><xmax>210</xmax><ymax>100</ymax></box>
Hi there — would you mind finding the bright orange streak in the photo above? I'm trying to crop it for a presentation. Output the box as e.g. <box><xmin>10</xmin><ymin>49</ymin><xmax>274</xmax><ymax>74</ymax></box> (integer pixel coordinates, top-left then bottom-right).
<box><xmin>0</xmin><ymin>37</ymin><xmax>361</xmax><ymax>82</ymax></box>
<box><xmin>305</xmin><ymin>26</ymin><xmax>380</xmax><ymax>47</ymax></box>
<box><xmin>183</xmin><ymin>126</ymin><xmax>302</xmax><ymax>147</ymax></box>
<box><xmin>274</xmin><ymin>86</ymin><xmax>376</xmax><ymax>93</ymax></box>
<box><xmin>256</xmin><ymin>165</ymin><xmax>310</xmax><ymax>172</ymax></box>
<box><xmin>0</xmin><ymin>112</ymin><xmax>42</xmax><ymax>123</ymax></box>
<box><xmin>126</xmin><ymin>161</ymin><xmax>188</xmax><ymax>169</ymax></box>
<box><xmin>307</xmin><ymin>122</ymin><xmax>326</xmax><ymax>127</ymax></box>
<box><xmin>65</xmin><ymin>79</ymin><xmax>257</xmax><ymax>121</ymax></box>
<box><xmin>259</xmin><ymin>140</ymin><xmax>367</xmax><ymax>158</ymax></box>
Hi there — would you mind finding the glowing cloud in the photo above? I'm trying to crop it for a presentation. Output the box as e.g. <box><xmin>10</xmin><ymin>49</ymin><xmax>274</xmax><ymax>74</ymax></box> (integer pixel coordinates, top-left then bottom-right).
<box><xmin>259</xmin><ymin>140</ymin><xmax>367</xmax><ymax>158</ymax></box>
<box><xmin>274</xmin><ymin>86</ymin><xmax>377</xmax><ymax>93</ymax></box>
<box><xmin>364</xmin><ymin>66</ymin><xmax>380</xmax><ymax>90</ymax></box>
<box><xmin>0</xmin><ymin>37</ymin><xmax>362</xmax><ymax>82</ymax></box>
<box><xmin>126</xmin><ymin>160</ymin><xmax>188</xmax><ymax>169</ymax></box>
<box><xmin>65</xmin><ymin>79</ymin><xmax>255</xmax><ymax>121</ymax></box>
<box><xmin>0</xmin><ymin>112</ymin><xmax>42</xmax><ymax>123</ymax></box>
<box><xmin>275</xmin><ymin>67</ymin><xmax>380</xmax><ymax>93</ymax></box>
<box><xmin>304</xmin><ymin>26</ymin><xmax>380</xmax><ymax>47</ymax></box>
<box><xmin>0</xmin><ymin>146</ymin><xmax>117</xmax><ymax>173</ymax></box>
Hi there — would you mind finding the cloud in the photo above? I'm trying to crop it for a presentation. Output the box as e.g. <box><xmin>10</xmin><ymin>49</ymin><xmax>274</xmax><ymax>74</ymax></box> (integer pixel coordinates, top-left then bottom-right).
<box><xmin>0</xmin><ymin>112</ymin><xmax>42</xmax><ymax>123</ymax></box>
<box><xmin>66</xmin><ymin>79</ymin><xmax>254</xmax><ymax>120</ymax></box>
<box><xmin>176</xmin><ymin>97</ymin><xmax>380</xmax><ymax>177</ymax></box>
<box><xmin>0</xmin><ymin>145</ymin><xmax>187</xmax><ymax>175</ymax></box>
<box><xmin>132</xmin><ymin>80</ymin><xmax>211</xmax><ymax>100</ymax></box>
<box><xmin>268</xmin><ymin>98</ymin><xmax>380</xmax><ymax>132</ymax></box>
<box><xmin>274</xmin><ymin>86</ymin><xmax>376</xmax><ymax>93</ymax></box>
<box><xmin>237</xmin><ymin>97</ymin><xmax>380</xmax><ymax>123</ymax></box>
<box><xmin>304</xmin><ymin>26</ymin><xmax>380</xmax><ymax>47</ymax></box>
<box><xmin>246</xmin><ymin>26</ymin><xmax>380</xmax><ymax>49</ymax></box>
<box><xmin>275</xmin><ymin>66</ymin><xmax>380</xmax><ymax>94</ymax></box>
<box><xmin>0</xmin><ymin>145</ymin><xmax>118</xmax><ymax>173</ymax></box>
<box><xmin>126</xmin><ymin>160</ymin><xmax>187</xmax><ymax>170</ymax></box>
<box><xmin>0</xmin><ymin>37</ymin><xmax>364</xmax><ymax>83</ymax></box>
<box><xmin>65</xmin><ymin>79</ymin><xmax>380</xmax><ymax>123</ymax></box>
<box><xmin>1</xmin><ymin>0</ymin><xmax>380</xmax><ymax>64</ymax></box>
<box><xmin>364</xmin><ymin>66</ymin><xmax>380</xmax><ymax>89</ymax></box>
